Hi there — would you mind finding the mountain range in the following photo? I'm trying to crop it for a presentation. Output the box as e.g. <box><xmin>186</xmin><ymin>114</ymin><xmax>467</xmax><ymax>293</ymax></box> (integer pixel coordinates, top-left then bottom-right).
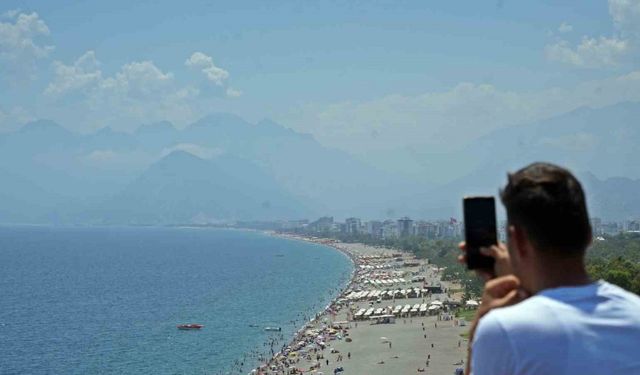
<box><xmin>0</xmin><ymin>114</ymin><xmax>412</xmax><ymax>224</ymax></box>
<box><xmin>416</xmin><ymin>101</ymin><xmax>640</xmax><ymax>220</ymax></box>
<box><xmin>0</xmin><ymin>102</ymin><xmax>638</xmax><ymax>224</ymax></box>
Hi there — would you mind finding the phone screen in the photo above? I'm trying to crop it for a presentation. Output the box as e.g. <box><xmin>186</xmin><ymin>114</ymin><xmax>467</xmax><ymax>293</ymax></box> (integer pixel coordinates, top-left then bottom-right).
<box><xmin>464</xmin><ymin>196</ymin><xmax>497</xmax><ymax>270</ymax></box>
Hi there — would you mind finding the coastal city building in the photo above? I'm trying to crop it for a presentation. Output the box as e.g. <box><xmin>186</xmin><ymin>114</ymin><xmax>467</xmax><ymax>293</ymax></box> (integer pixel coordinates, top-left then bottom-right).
<box><xmin>381</xmin><ymin>220</ymin><xmax>398</xmax><ymax>239</ymax></box>
<box><xmin>345</xmin><ymin>217</ymin><xmax>362</xmax><ymax>234</ymax></box>
<box><xmin>281</xmin><ymin>215</ymin><xmax>638</xmax><ymax>242</ymax></box>
<box><xmin>397</xmin><ymin>217</ymin><xmax>414</xmax><ymax>237</ymax></box>
<box><xmin>366</xmin><ymin>220</ymin><xmax>383</xmax><ymax>237</ymax></box>
<box><xmin>309</xmin><ymin>216</ymin><xmax>334</xmax><ymax>232</ymax></box>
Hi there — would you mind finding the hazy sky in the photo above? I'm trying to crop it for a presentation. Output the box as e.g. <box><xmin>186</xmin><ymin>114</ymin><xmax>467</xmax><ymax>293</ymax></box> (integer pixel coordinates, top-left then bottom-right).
<box><xmin>2</xmin><ymin>1</ymin><xmax>640</xmax><ymax>171</ymax></box>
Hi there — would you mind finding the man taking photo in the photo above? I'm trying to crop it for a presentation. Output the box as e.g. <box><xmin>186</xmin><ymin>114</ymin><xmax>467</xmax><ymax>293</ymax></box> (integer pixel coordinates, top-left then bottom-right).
<box><xmin>461</xmin><ymin>162</ymin><xmax>640</xmax><ymax>375</ymax></box>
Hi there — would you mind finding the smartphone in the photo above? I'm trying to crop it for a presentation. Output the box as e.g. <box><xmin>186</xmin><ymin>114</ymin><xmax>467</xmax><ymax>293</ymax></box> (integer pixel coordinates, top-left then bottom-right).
<box><xmin>463</xmin><ymin>196</ymin><xmax>497</xmax><ymax>270</ymax></box>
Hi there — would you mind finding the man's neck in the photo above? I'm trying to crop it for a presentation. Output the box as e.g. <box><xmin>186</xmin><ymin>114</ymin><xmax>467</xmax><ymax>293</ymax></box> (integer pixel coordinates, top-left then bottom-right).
<box><xmin>530</xmin><ymin>257</ymin><xmax>592</xmax><ymax>294</ymax></box>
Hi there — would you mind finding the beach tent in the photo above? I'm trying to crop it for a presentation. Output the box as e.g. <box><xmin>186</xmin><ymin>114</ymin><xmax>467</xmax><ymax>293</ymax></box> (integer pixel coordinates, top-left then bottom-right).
<box><xmin>364</xmin><ymin>308</ymin><xmax>374</xmax><ymax>316</ymax></box>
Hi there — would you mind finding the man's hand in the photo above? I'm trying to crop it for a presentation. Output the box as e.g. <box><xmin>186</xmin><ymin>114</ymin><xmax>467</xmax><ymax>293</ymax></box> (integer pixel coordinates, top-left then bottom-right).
<box><xmin>469</xmin><ymin>275</ymin><xmax>529</xmax><ymax>347</ymax></box>
<box><xmin>457</xmin><ymin>241</ymin><xmax>512</xmax><ymax>280</ymax></box>
<box><xmin>476</xmin><ymin>275</ymin><xmax>528</xmax><ymax>320</ymax></box>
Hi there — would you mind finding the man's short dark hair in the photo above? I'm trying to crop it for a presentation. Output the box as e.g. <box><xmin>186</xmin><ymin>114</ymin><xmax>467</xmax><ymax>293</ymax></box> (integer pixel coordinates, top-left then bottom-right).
<box><xmin>500</xmin><ymin>162</ymin><xmax>592</xmax><ymax>257</ymax></box>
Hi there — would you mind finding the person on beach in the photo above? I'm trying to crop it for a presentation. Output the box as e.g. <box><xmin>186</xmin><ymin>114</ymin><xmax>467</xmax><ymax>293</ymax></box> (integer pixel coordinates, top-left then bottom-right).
<box><xmin>461</xmin><ymin>162</ymin><xmax>640</xmax><ymax>375</ymax></box>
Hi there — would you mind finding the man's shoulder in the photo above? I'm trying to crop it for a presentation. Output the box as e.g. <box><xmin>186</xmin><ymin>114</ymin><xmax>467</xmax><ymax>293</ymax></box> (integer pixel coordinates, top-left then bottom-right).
<box><xmin>480</xmin><ymin>281</ymin><xmax>640</xmax><ymax>332</ymax></box>
<box><xmin>597</xmin><ymin>281</ymin><xmax>640</xmax><ymax>306</ymax></box>
<box><xmin>481</xmin><ymin>294</ymin><xmax>555</xmax><ymax>325</ymax></box>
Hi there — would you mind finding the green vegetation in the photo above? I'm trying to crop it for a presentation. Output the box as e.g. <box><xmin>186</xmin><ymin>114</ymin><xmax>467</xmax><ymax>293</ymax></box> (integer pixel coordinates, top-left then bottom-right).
<box><xmin>588</xmin><ymin>233</ymin><xmax>640</xmax><ymax>262</ymax></box>
<box><xmin>455</xmin><ymin>309</ymin><xmax>477</xmax><ymax>321</ymax></box>
<box><xmin>586</xmin><ymin>233</ymin><xmax>640</xmax><ymax>295</ymax></box>
<box><xmin>587</xmin><ymin>257</ymin><xmax>640</xmax><ymax>295</ymax></box>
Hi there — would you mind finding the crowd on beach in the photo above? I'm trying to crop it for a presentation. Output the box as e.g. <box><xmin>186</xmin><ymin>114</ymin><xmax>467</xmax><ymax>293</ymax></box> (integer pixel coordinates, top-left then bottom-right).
<box><xmin>218</xmin><ymin>304</ymin><xmax>347</xmax><ymax>375</ymax></box>
<box><xmin>219</xmin><ymin>235</ymin><xmax>471</xmax><ymax>375</ymax></box>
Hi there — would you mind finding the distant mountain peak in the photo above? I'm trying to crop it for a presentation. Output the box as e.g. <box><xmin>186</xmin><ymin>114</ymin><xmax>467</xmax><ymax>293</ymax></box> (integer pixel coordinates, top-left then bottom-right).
<box><xmin>19</xmin><ymin>119</ymin><xmax>71</xmax><ymax>135</ymax></box>
<box><xmin>94</xmin><ymin>126</ymin><xmax>124</xmax><ymax>136</ymax></box>
<box><xmin>158</xmin><ymin>149</ymin><xmax>206</xmax><ymax>164</ymax></box>
<box><xmin>257</xmin><ymin>118</ymin><xmax>315</xmax><ymax>140</ymax></box>
<box><xmin>257</xmin><ymin>118</ymin><xmax>294</xmax><ymax>132</ymax></box>
<box><xmin>257</xmin><ymin>118</ymin><xmax>282</xmax><ymax>127</ymax></box>
<box><xmin>135</xmin><ymin>121</ymin><xmax>176</xmax><ymax>135</ymax></box>
<box><xmin>191</xmin><ymin>113</ymin><xmax>248</xmax><ymax>128</ymax></box>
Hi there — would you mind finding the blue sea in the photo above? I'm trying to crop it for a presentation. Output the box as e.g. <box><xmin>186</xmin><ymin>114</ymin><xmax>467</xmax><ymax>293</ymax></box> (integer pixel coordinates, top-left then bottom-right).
<box><xmin>0</xmin><ymin>226</ymin><xmax>353</xmax><ymax>374</ymax></box>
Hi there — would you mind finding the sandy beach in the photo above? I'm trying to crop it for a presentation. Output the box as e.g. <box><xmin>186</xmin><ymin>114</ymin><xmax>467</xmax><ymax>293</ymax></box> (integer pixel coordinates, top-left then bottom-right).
<box><xmin>256</xmin><ymin>234</ymin><xmax>474</xmax><ymax>375</ymax></box>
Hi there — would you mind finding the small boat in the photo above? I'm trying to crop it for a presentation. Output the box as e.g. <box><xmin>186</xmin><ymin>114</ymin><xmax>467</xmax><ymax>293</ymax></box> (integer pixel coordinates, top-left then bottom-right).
<box><xmin>264</xmin><ymin>326</ymin><xmax>282</xmax><ymax>332</ymax></box>
<box><xmin>177</xmin><ymin>324</ymin><xmax>203</xmax><ymax>330</ymax></box>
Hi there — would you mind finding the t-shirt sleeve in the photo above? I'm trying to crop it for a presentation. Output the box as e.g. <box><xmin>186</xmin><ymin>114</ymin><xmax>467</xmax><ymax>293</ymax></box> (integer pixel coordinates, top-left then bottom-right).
<box><xmin>471</xmin><ymin>312</ymin><xmax>516</xmax><ymax>375</ymax></box>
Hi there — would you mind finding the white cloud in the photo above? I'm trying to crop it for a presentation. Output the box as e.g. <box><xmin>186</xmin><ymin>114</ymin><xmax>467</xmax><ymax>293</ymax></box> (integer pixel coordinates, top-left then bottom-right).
<box><xmin>98</xmin><ymin>60</ymin><xmax>174</xmax><ymax>97</ymax></box>
<box><xmin>558</xmin><ymin>22</ymin><xmax>573</xmax><ymax>33</ymax></box>
<box><xmin>545</xmin><ymin>37</ymin><xmax>628</xmax><ymax>67</ymax></box>
<box><xmin>45</xmin><ymin>51</ymin><xmax>102</xmax><ymax>95</ymax></box>
<box><xmin>609</xmin><ymin>0</ymin><xmax>640</xmax><ymax>39</ymax></box>
<box><xmin>0</xmin><ymin>12</ymin><xmax>54</xmax><ymax>79</ymax></box>
<box><xmin>185</xmin><ymin>52</ymin><xmax>229</xmax><ymax>86</ymax></box>
<box><xmin>282</xmin><ymin>70</ymin><xmax>640</xmax><ymax>156</ymax></box>
<box><xmin>44</xmin><ymin>51</ymin><xmax>200</xmax><ymax>130</ymax></box>
<box><xmin>226</xmin><ymin>87</ymin><xmax>242</xmax><ymax>97</ymax></box>
<box><xmin>161</xmin><ymin>143</ymin><xmax>224</xmax><ymax>160</ymax></box>
<box><xmin>545</xmin><ymin>0</ymin><xmax>640</xmax><ymax>68</ymax></box>
<box><xmin>2</xmin><ymin>9</ymin><xmax>21</xmax><ymax>19</ymax></box>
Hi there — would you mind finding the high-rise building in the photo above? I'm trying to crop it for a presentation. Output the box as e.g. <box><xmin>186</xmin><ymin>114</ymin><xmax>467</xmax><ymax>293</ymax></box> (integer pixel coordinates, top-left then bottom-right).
<box><xmin>381</xmin><ymin>220</ymin><xmax>397</xmax><ymax>239</ymax></box>
<box><xmin>345</xmin><ymin>217</ymin><xmax>361</xmax><ymax>234</ymax></box>
<box><xmin>397</xmin><ymin>217</ymin><xmax>414</xmax><ymax>237</ymax></box>
<box><xmin>416</xmin><ymin>221</ymin><xmax>437</xmax><ymax>239</ymax></box>
<box><xmin>309</xmin><ymin>216</ymin><xmax>334</xmax><ymax>232</ymax></box>
<box><xmin>625</xmin><ymin>220</ymin><xmax>640</xmax><ymax>232</ymax></box>
<box><xmin>366</xmin><ymin>220</ymin><xmax>383</xmax><ymax>237</ymax></box>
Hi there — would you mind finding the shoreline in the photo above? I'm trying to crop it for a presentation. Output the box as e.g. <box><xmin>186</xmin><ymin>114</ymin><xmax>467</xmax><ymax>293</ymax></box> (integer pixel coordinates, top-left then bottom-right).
<box><xmin>261</xmin><ymin>232</ymin><xmax>360</xmax><ymax>368</ymax></box>
<box><xmin>255</xmin><ymin>231</ymin><xmax>466</xmax><ymax>375</ymax></box>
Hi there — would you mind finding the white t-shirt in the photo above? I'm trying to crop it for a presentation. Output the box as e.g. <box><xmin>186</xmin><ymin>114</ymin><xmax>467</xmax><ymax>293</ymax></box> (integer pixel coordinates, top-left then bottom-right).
<box><xmin>471</xmin><ymin>281</ymin><xmax>640</xmax><ymax>375</ymax></box>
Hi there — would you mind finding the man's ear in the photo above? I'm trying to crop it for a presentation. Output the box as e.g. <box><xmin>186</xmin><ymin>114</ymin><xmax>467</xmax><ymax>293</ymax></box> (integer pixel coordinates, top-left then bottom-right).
<box><xmin>510</xmin><ymin>225</ymin><xmax>530</xmax><ymax>259</ymax></box>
